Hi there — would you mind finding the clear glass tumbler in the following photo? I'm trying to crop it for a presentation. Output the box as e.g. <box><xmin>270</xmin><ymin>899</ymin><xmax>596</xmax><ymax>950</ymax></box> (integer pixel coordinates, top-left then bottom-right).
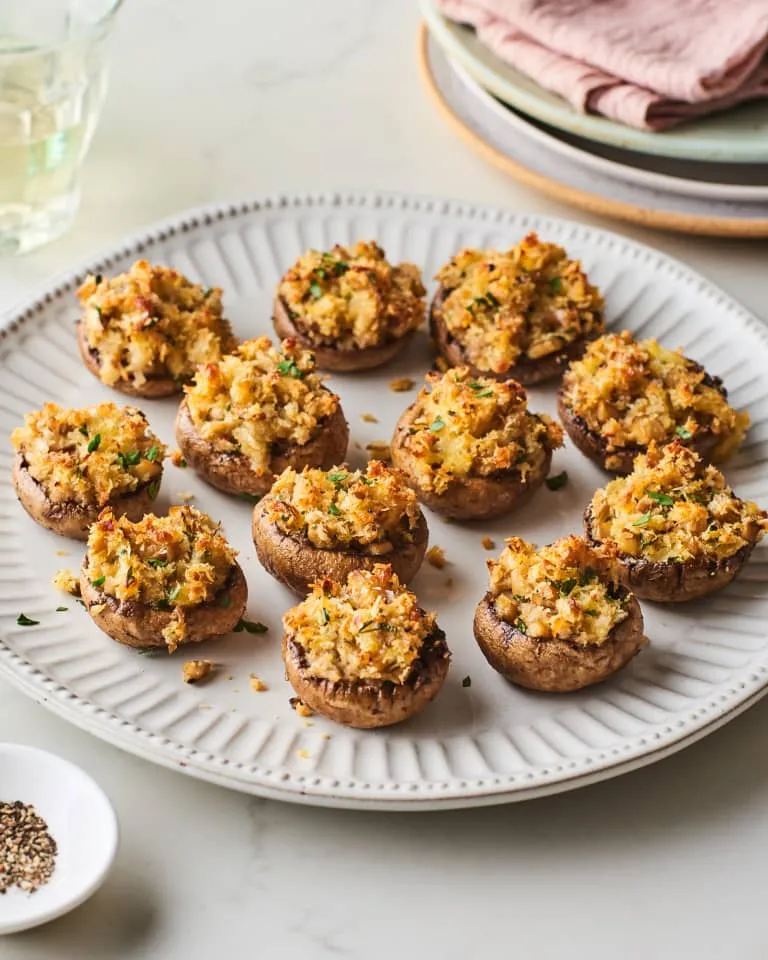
<box><xmin>0</xmin><ymin>0</ymin><xmax>122</xmax><ymax>255</ymax></box>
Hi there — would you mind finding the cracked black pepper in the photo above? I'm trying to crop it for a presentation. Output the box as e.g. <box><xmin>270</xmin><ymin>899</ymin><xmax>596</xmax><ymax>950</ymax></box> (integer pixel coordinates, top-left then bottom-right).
<box><xmin>0</xmin><ymin>801</ymin><xmax>58</xmax><ymax>894</ymax></box>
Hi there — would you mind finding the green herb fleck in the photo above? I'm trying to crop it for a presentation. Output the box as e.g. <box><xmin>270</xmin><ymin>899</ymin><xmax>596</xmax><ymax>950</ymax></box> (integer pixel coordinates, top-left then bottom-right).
<box><xmin>146</xmin><ymin>558</ymin><xmax>168</xmax><ymax>568</ymax></box>
<box><xmin>137</xmin><ymin>647</ymin><xmax>163</xmax><ymax>656</ymax></box>
<box><xmin>550</xmin><ymin>277</ymin><xmax>562</xmax><ymax>294</ymax></box>
<box><xmin>675</xmin><ymin>426</ymin><xmax>692</xmax><ymax>440</ymax></box>
<box><xmin>328</xmin><ymin>472</ymin><xmax>348</xmax><ymax>485</ymax></box>
<box><xmin>309</xmin><ymin>281</ymin><xmax>323</xmax><ymax>299</ymax></box>
<box><xmin>584</xmin><ymin>609</ymin><xmax>598</xmax><ymax>617</ymax></box>
<box><xmin>87</xmin><ymin>433</ymin><xmax>101</xmax><ymax>454</ymax></box>
<box><xmin>632</xmin><ymin>513</ymin><xmax>652</xmax><ymax>527</ymax></box>
<box><xmin>328</xmin><ymin>503</ymin><xmax>341</xmax><ymax>516</ymax></box>
<box><xmin>116</xmin><ymin>450</ymin><xmax>141</xmax><ymax>469</ymax></box>
<box><xmin>429</xmin><ymin>416</ymin><xmax>446</xmax><ymax>433</ymax></box>
<box><xmin>147</xmin><ymin>480</ymin><xmax>160</xmax><ymax>501</ymax></box>
<box><xmin>320</xmin><ymin>607</ymin><xmax>330</xmax><ymax>626</ymax></box>
<box><xmin>234</xmin><ymin>619</ymin><xmax>269</xmax><ymax>634</ymax></box>
<box><xmin>515</xmin><ymin>617</ymin><xmax>527</xmax><ymax>634</ymax></box>
<box><xmin>277</xmin><ymin>359</ymin><xmax>303</xmax><ymax>379</ymax></box>
<box><xmin>56</xmin><ymin>606</ymin><xmax>68</xmax><ymax>612</ymax></box>
<box><xmin>462</xmin><ymin>675</ymin><xmax>472</xmax><ymax>688</ymax></box>
<box><xmin>557</xmin><ymin>578</ymin><xmax>578</xmax><ymax>596</ymax></box>
<box><xmin>545</xmin><ymin>471</ymin><xmax>568</xmax><ymax>491</ymax></box>
<box><xmin>334</xmin><ymin>260</ymin><xmax>349</xmax><ymax>276</ymax></box>
<box><xmin>315</xmin><ymin>267</ymin><xmax>328</xmax><ymax>280</ymax></box>
<box><xmin>166</xmin><ymin>584</ymin><xmax>182</xmax><ymax>604</ymax></box>
<box><xmin>647</xmin><ymin>490</ymin><xmax>675</xmax><ymax>507</ymax></box>
<box><xmin>91</xmin><ymin>576</ymin><xmax>106</xmax><ymax>587</ymax></box>
<box><xmin>16</xmin><ymin>613</ymin><xmax>39</xmax><ymax>626</ymax></box>
<box><xmin>145</xmin><ymin>445</ymin><xmax>160</xmax><ymax>462</ymax></box>
<box><xmin>78</xmin><ymin>424</ymin><xmax>89</xmax><ymax>436</ymax></box>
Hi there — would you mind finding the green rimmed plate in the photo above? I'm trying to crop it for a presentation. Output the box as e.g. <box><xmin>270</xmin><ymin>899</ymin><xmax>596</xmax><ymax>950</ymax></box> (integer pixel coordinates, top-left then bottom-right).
<box><xmin>421</xmin><ymin>0</ymin><xmax>768</xmax><ymax>163</ymax></box>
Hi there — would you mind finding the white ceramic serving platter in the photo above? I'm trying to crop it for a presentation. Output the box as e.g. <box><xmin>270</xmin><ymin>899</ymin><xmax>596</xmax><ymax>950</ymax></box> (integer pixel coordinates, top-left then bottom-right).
<box><xmin>2</xmin><ymin>193</ymin><xmax>768</xmax><ymax>811</ymax></box>
<box><xmin>421</xmin><ymin>0</ymin><xmax>768</xmax><ymax>163</ymax></box>
<box><xmin>422</xmin><ymin>31</ymin><xmax>768</xmax><ymax>238</ymax></box>
<box><xmin>446</xmin><ymin>51</ymin><xmax>768</xmax><ymax>204</ymax></box>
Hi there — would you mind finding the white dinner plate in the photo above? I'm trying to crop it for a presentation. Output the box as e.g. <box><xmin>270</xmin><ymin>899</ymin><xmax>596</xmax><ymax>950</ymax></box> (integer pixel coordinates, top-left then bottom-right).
<box><xmin>421</xmin><ymin>30</ymin><xmax>768</xmax><ymax>238</ymax></box>
<box><xmin>446</xmin><ymin>51</ymin><xmax>768</xmax><ymax>204</ymax></box>
<box><xmin>1</xmin><ymin>193</ymin><xmax>768</xmax><ymax>810</ymax></box>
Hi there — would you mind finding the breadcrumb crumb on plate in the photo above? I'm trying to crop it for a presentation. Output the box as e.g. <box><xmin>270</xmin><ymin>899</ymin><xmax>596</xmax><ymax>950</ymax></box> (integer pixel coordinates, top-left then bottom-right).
<box><xmin>249</xmin><ymin>673</ymin><xmax>267</xmax><ymax>692</ymax></box>
<box><xmin>426</xmin><ymin>545</ymin><xmax>447</xmax><ymax>569</ymax></box>
<box><xmin>390</xmin><ymin>377</ymin><xmax>415</xmax><ymax>392</ymax></box>
<box><xmin>361</xmin><ymin>413</ymin><xmax>379</xmax><ymax>423</ymax></box>
<box><xmin>482</xmin><ymin>536</ymin><xmax>496</xmax><ymax>550</ymax></box>
<box><xmin>183</xmin><ymin>659</ymin><xmax>214</xmax><ymax>684</ymax></box>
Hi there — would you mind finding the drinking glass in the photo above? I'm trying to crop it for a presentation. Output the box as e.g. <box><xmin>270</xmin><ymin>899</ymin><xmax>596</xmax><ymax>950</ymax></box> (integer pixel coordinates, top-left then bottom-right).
<box><xmin>0</xmin><ymin>0</ymin><xmax>122</xmax><ymax>255</ymax></box>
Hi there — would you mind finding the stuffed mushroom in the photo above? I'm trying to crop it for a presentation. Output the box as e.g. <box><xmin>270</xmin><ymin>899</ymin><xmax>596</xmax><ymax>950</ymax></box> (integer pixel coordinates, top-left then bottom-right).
<box><xmin>80</xmin><ymin>505</ymin><xmax>247</xmax><ymax>652</ymax></box>
<box><xmin>474</xmin><ymin>535</ymin><xmax>644</xmax><ymax>693</ymax></box>
<box><xmin>585</xmin><ymin>440</ymin><xmax>768</xmax><ymax>602</ymax></box>
<box><xmin>252</xmin><ymin>460</ymin><xmax>428</xmax><ymax>596</ymax></box>
<box><xmin>282</xmin><ymin>564</ymin><xmax>450</xmax><ymax>728</ymax></box>
<box><xmin>273</xmin><ymin>241</ymin><xmax>426</xmax><ymax>371</ymax></box>
<box><xmin>76</xmin><ymin>260</ymin><xmax>236</xmax><ymax>397</ymax></box>
<box><xmin>390</xmin><ymin>367</ymin><xmax>563</xmax><ymax>520</ymax></box>
<box><xmin>175</xmin><ymin>336</ymin><xmax>349</xmax><ymax>497</ymax></box>
<box><xmin>10</xmin><ymin>401</ymin><xmax>165</xmax><ymax>540</ymax></box>
<box><xmin>430</xmin><ymin>233</ymin><xmax>604</xmax><ymax>385</ymax></box>
<box><xmin>559</xmin><ymin>331</ymin><xmax>749</xmax><ymax>475</ymax></box>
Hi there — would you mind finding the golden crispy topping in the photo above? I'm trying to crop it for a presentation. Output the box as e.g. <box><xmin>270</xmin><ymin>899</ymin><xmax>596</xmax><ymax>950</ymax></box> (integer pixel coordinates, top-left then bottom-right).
<box><xmin>184</xmin><ymin>336</ymin><xmax>339</xmax><ymax>476</ymax></box>
<box><xmin>183</xmin><ymin>659</ymin><xmax>214</xmax><ymax>684</ymax></box>
<box><xmin>265</xmin><ymin>461</ymin><xmax>422</xmax><ymax>552</ymax></box>
<box><xmin>435</xmin><ymin>233</ymin><xmax>604</xmax><ymax>374</ymax></box>
<box><xmin>561</xmin><ymin>332</ymin><xmax>749</xmax><ymax>466</ymax></box>
<box><xmin>390</xmin><ymin>377</ymin><xmax>415</xmax><ymax>392</ymax></box>
<box><xmin>278</xmin><ymin>241</ymin><xmax>425</xmax><ymax>350</ymax></box>
<box><xmin>426</xmin><ymin>545</ymin><xmax>447</xmax><ymax>569</ymax></box>
<box><xmin>290</xmin><ymin>697</ymin><xmax>314</xmax><ymax>717</ymax></box>
<box><xmin>283</xmin><ymin>565</ymin><xmax>437</xmax><ymax>684</ymax></box>
<box><xmin>249</xmin><ymin>674</ymin><xmax>267</xmax><ymax>692</ymax></box>
<box><xmin>11</xmin><ymin>402</ymin><xmax>164</xmax><ymax>508</ymax></box>
<box><xmin>86</xmin><ymin>505</ymin><xmax>237</xmax><ymax>651</ymax></box>
<box><xmin>590</xmin><ymin>441</ymin><xmax>768</xmax><ymax>563</ymax></box>
<box><xmin>397</xmin><ymin>367</ymin><xmax>563</xmax><ymax>494</ymax></box>
<box><xmin>52</xmin><ymin>568</ymin><xmax>80</xmax><ymax>595</ymax></box>
<box><xmin>481</xmin><ymin>536</ymin><xmax>496</xmax><ymax>550</ymax></box>
<box><xmin>488</xmin><ymin>535</ymin><xmax>628</xmax><ymax>646</ymax></box>
<box><xmin>77</xmin><ymin>261</ymin><xmax>234</xmax><ymax>386</ymax></box>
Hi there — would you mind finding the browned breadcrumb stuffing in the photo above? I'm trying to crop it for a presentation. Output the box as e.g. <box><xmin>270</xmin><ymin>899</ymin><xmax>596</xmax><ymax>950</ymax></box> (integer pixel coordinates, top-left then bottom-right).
<box><xmin>170</xmin><ymin>449</ymin><xmax>187</xmax><ymax>468</ymax></box>
<box><xmin>366</xmin><ymin>441</ymin><xmax>392</xmax><ymax>462</ymax></box>
<box><xmin>183</xmin><ymin>659</ymin><xmax>214</xmax><ymax>684</ymax></box>
<box><xmin>290</xmin><ymin>697</ymin><xmax>314</xmax><ymax>717</ymax></box>
<box><xmin>426</xmin><ymin>545</ymin><xmax>447</xmax><ymax>569</ymax></box>
<box><xmin>390</xmin><ymin>377</ymin><xmax>415</xmax><ymax>392</ymax></box>
<box><xmin>481</xmin><ymin>536</ymin><xmax>496</xmax><ymax>550</ymax></box>
<box><xmin>249</xmin><ymin>673</ymin><xmax>267</xmax><ymax>692</ymax></box>
<box><xmin>52</xmin><ymin>568</ymin><xmax>80</xmax><ymax>595</ymax></box>
<box><xmin>362</xmin><ymin>413</ymin><xmax>379</xmax><ymax>423</ymax></box>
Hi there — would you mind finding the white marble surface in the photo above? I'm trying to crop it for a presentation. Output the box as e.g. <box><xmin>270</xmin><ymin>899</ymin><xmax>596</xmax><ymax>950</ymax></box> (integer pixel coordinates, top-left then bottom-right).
<box><xmin>3</xmin><ymin>1</ymin><xmax>768</xmax><ymax>957</ymax></box>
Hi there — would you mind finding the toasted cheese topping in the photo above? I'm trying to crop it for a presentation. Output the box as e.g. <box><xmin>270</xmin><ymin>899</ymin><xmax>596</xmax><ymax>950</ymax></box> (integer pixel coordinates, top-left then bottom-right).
<box><xmin>488</xmin><ymin>535</ymin><xmax>628</xmax><ymax>646</ymax></box>
<box><xmin>266</xmin><ymin>461</ymin><xmax>422</xmax><ymax>552</ymax></box>
<box><xmin>11</xmin><ymin>402</ymin><xmax>164</xmax><ymax>507</ymax></box>
<box><xmin>277</xmin><ymin>241</ymin><xmax>426</xmax><ymax>350</ymax></box>
<box><xmin>283</xmin><ymin>565</ymin><xmax>437</xmax><ymax>684</ymax></box>
<box><xmin>435</xmin><ymin>233</ymin><xmax>604</xmax><ymax>375</ymax></box>
<box><xmin>590</xmin><ymin>441</ymin><xmax>768</xmax><ymax>563</ymax></box>
<box><xmin>561</xmin><ymin>332</ymin><xmax>749</xmax><ymax>467</ymax></box>
<box><xmin>396</xmin><ymin>367</ymin><xmax>563</xmax><ymax>495</ymax></box>
<box><xmin>85</xmin><ymin>505</ymin><xmax>238</xmax><ymax>651</ymax></box>
<box><xmin>77</xmin><ymin>260</ymin><xmax>234</xmax><ymax>387</ymax></box>
<box><xmin>184</xmin><ymin>337</ymin><xmax>340</xmax><ymax>475</ymax></box>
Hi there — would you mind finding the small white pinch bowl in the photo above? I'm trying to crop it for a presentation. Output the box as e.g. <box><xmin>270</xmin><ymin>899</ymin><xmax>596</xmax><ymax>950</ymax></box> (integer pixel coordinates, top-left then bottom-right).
<box><xmin>0</xmin><ymin>743</ymin><xmax>118</xmax><ymax>935</ymax></box>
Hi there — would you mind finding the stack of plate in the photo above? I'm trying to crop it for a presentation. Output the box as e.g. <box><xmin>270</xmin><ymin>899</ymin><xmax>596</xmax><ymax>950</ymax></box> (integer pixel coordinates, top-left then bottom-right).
<box><xmin>420</xmin><ymin>1</ymin><xmax>768</xmax><ymax>236</ymax></box>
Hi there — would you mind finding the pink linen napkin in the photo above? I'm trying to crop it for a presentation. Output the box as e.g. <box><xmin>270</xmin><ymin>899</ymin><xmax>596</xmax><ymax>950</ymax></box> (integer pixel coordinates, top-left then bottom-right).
<box><xmin>436</xmin><ymin>0</ymin><xmax>768</xmax><ymax>131</ymax></box>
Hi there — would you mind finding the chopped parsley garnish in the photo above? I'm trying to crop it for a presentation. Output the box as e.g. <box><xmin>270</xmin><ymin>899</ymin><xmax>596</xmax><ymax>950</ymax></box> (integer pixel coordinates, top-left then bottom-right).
<box><xmin>328</xmin><ymin>503</ymin><xmax>341</xmax><ymax>516</ymax></box>
<box><xmin>315</xmin><ymin>267</ymin><xmax>328</xmax><ymax>280</ymax></box>
<box><xmin>91</xmin><ymin>576</ymin><xmax>106</xmax><ymax>587</ymax></box>
<box><xmin>234</xmin><ymin>619</ymin><xmax>269</xmax><ymax>634</ymax></box>
<box><xmin>87</xmin><ymin>433</ymin><xmax>101</xmax><ymax>453</ymax></box>
<box><xmin>145</xmin><ymin>445</ymin><xmax>160</xmax><ymax>462</ymax></box>
<box><xmin>147</xmin><ymin>480</ymin><xmax>160</xmax><ymax>501</ymax></box>
<box><xmin>469</xmin><ymin>292</ymin><xmax>500</xmax><ymax>311</ymax></box>
<box><xmin>94</xmin><ymin>274</ymin><xmax>103</xmax><ymax>285</ymax></box>
<box><xmin>462</xmin><ymin>676</ymin><xmax>472</xmax><ymax>688</ymax></box>
<box><xmin>632</xmin><ymin>513</ymin><xmax>652</xmax><ymax>527</ymax></box>
<box><xmin>334</xmin><ymin>260</ymin><xmax>349</xmax><ymax>275</ymax></box>
<box><xmin>78</xmin><ymin>424</ymin><xmax>89</xmax><ymax>436</ymax></box>
<box><xmin>545</xmin><ymin>471</ymin><xmax>568</xmax><ymax>491</ymax></box>
<box><xmin>116</xmin><ymin>450</ymin><xmax>141</xmax><ymax>469</ymax></box>
<box><xmin>16</xmin><ymin>613</ymin><xmax>39</xmax><ymax>626</ymax></box>
<box><xmin>515</xmin><ymin>617</ymin><xmax>527</xmax><ymax>634</ymax></box>
<box><xmin>56</xmin><ymin>606</ymin><xmax>68</xmax><ymax>612</ymax></box>
<box><xmin>469</xmin><ymin>381</ymin><xmax>494</xmax><ymax>398</ymax></box>
<box><xmin>550</xmin><ymin>276</ymin><xmax>562</xmax><ymax>294</ymax></box>
<box><xmin>146</xmin><ymin>558</ymin><xmax>168</xmax><ymax>568</ymax></box>
<box><xmin>166</xmin><ymin>584</ymin><xmax>182</xmax><ymax>604</ymax></box>
<box><xmin>647</xmin><ymin>490</ymin><xmax>675</xmax><ymax>507</ymax></box>
<box><xmin>309</xmin><ymin>281</ymin><xmax>323</xmax><ymax>299</ymax></box>
<box><xmin>584</xmin><ymin>609</ymin><xmax>598</xmax><ymax>617</ymax></box>
<box><xmin>429</xmin><ymin>416</ymin><xmax>446</xmax><ymax>432</ymax></box>
<box><xmin>319</xmin><ymin>607</ymin><xmax>330</xmax><ymax>626</ymax></box>
<box><xmin>557</xmin><ymin>578</ymin><xmax>578</xmax><ymax>596</ymax></box>
<box><xmin>239</xmin><ymin>493</ymin><xmax>263</xmax><ymax>504</ymax></box>
<box><xmin>675</xmin><ymin>425</ymin><xmax>693</xmax><ymax>440</ymax></box>
<box><xmin>581</xmin><ymin>567</ymin><xmax>597</xmax><ymax>584</ymax></box>
<box><xmin>328</xmin><ymin>472</ymin><xmax>348</xmax><ymax>485</ymax></box>
<box><xmin>276</xmin><ymin>359</ymin><xmax>303</xmax><ymax>379</ymax></box>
